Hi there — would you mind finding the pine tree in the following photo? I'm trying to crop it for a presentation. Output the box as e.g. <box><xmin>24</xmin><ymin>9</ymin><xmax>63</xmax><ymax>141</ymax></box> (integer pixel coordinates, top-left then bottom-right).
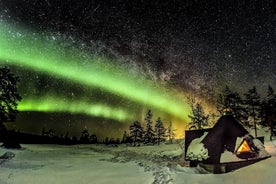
<box><xmin>121</xmin><ymin>131</ymin><xmax>132</xmax><ymax>145</ymax></box>
<box><xmin>267</xmin><ymin>85</ymin><xmax>276</xmax><ymax>110</ymax></box>
<box><xmin>0</xmin><ymin>67</ymin><xmax>22</xmax><ymax>148</ymax></box>
<box><xmin>167</xmin><ymin>121</ymin><xmax>176</xmax><ymax>144</ymax></box>
<box><xmin>244</xmin><ymin>86</ymin><xmax>261</xmax><ymax>137</ymax></box>
<box><xmin>0</xmin><ymin>67</ymin><xmax>22</xmax><ymax>125</ymax></box>
<box><xmin>217</xmin><ymin>86</ymin><xmax>245</xmax><ymax>123</ymax></box>
<box><xmin>129</xmin><ymin>120</ymin><xmax>144</xmax><ymax>146</ymax></box>
<box><xmin>261</xmin><ymin>85</ymin><xmax>276</xmax><ymax>126</ymax></box>
<box><xmin>143</xmin><ymin>110</ymin><xmax>155</xmax><ymax>144</ymax></box>
<box><xmin>79</xmin><ymin>129</ymin><xmax>90</xmax><ymax>143</ymax></box>
<box><xmin>188</xmin><ymin>99</ymin><xmax>209</xmax><ymax>129</ymax></box>
<box><xmin>154</xmin><ymin>117</ymin><xmax>166</xmax><ymax>145</ymax></box>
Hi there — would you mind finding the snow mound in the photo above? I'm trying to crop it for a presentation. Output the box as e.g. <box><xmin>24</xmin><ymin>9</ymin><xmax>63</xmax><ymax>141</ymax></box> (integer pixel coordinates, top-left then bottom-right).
<box><xmin>186</xmin><ymin>132</ymin><xmax>209</xmax><ymax>161</ymax></box>
<box><xmin>253</xmin><ymin>139</ymin><xmax>270</xmax><ymax>158</ymax></box>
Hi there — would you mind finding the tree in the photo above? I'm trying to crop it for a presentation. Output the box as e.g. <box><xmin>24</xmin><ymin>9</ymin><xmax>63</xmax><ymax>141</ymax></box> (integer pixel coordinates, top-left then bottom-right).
<box><xmin>121</xmin><ymin>131</ymin><xmax>132</xmax><ymax>144</ymax></box>
<box><xmin>143</xmin><ymin>110</ymin><xmax>155</xmax><ymax>144</ymax></box>
<box><xmin>45</xmin><ymin>129</ymin><xmax>55</xmax><ymax>138</ymax></box>
<box><xmin>261</xmin><ymin>85</ymin><xmax>276</xmax><ymax>126</ymax></box>
<box><xmin>0</xmin><ymin>67</ymin><xmax>22</xmax><ymax>148</ymax></box>
<box><xmin>244</xmin><ymin>86</ymin><xmax>261</xmax><ymax>137</ymax></box>
<box><xmin>217</xmin><ymin>86</ymin><xmax>245</xmax><ymax>123</ymax></box>
<box><xmin>79</xmin><ymin>129</ymin><xmax>90</xmax><ymax>144</ymax></box>
<box><xmin>166</xmin><ymin>121</ymin><xmax>176</xmax><ymax>144</ymax></box>
<box><xmin>154</xmin><ymin>117</ymin><xmax>166</xmax><ymax>145</ymax></box>
<box><xmin>0</xmin><ymin>67</ymin><xmax>22</xmax><ymax>125</ymax></box>
<box><xmin>89</xmin><ymin>134</ymin><xmax>98</xmax><ymax>144</ymax></box>
<box><xmin>188</xmin><ymin>99</ymin><xmax>209</xmax><ymax>129</ymax></box>
<box><xmin>129</xmin><ymin>120</ymin><xmax>144</xmax><ymax>146</ymax></box>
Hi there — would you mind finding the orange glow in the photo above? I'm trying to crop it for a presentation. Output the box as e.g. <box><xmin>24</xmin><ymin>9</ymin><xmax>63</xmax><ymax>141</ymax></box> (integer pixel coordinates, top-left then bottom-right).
<box><xmin>173</xmin><ymin>121</ymin><xmax>189</xmax><ymax>139</ymax></box>
<box><xmin>237</xmin><ymin>140</ymin><xmax>251</xmax><ymax>153</ymax></box>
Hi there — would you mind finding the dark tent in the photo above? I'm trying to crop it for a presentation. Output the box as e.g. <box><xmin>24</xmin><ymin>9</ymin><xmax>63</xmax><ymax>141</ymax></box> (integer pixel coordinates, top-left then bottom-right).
<box><xmin>185</xmin><ymin>115</ymin><xmax>271</xmax><ymax>173</ymax></box>
<box><xmin>201</xmin><ymin>115</ymin><xmax>249</xmax><ymax>164</ymax></box>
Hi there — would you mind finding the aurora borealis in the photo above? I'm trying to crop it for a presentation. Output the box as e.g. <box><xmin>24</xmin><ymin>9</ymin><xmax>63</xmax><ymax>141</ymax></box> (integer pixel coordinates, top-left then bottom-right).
<box><xmin>0</xmin><ymin>20</ymin><xmax>189</xmax><ymax>119</ymax></box>
<box><xmin>0</xmin><ymin>17</ymin><xmax>191</xmax><ymax>138</ymax></box>
<box><xmin>0</xmin><ymin>0</ymin><xmax>275</xmax><ymax>139</ymax></box>
<box><xmin>0</xmin><ymin>20</ymin><xmax>190</xmax><ymax>122</ymax></box>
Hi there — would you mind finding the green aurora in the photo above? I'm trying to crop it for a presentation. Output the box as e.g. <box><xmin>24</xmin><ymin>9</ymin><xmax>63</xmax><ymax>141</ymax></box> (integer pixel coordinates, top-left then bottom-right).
<box><xmin>18</xmin><ymin>97</ymin><xmax>132</xmax><ymax>122</ymax></box>
<box><xmin>0</xmin><ymin>20</ymin><xmax>191</xmax><ymax>137</ymax></box>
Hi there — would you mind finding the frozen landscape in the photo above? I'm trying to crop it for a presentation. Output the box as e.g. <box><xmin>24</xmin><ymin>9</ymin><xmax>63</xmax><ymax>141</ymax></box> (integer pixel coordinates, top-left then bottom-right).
<box><xmin>0</xmin><ymin>1</ymin><xmax>275</xmax><ymax>184</ymax></box>
<box><xmin>1</xmin><ymin>132</ymin><xmax>276</xmax><ymax>184</ymax></box>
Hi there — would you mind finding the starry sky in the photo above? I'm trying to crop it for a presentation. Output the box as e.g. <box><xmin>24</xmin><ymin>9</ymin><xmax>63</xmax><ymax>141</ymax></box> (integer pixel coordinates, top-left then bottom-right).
<box><xmin>0</xmin><ymin>0</ymin><xmax>275</xmax><ymax>139</ymax></box>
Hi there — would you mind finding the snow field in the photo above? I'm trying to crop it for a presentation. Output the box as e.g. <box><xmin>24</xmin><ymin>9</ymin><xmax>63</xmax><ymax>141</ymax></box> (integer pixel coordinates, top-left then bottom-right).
<box><xmin>0</xmin><ymin>144</ymin><xmax>153</xmax><ymax>184</ymax></box>
<box><xmin>0</xmin><ymin>138</ymin><xmax>276</xmax><ymax>184</ymax></box>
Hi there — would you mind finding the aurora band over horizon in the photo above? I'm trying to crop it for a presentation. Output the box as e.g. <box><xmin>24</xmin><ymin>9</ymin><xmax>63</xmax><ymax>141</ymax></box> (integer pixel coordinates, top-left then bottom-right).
<box><xmin>0</xmin><ymin>21</ymin><xmax>191</xmax><ymax>123</ymax></box>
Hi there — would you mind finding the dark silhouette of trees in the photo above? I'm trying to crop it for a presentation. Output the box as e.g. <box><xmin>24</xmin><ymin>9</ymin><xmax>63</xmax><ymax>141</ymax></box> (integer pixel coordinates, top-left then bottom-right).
<box><xmin>129</xmin><ymin>120</ymin><xmax>144</xmax><ymax>146</ymax></box>
<box><xmin>217</xmin><ymin>86</ymin><xmax>245</xmax><ymax>124</ymax></box>
<box><xmin>103</xmin><ymin>137</ymin><xmax>120</xmax><ymax>145</ymax></box>
<box><xmin>79</xmin><ymin>129</ymin><xmax>98</xmax><ymax>144</ymax></box>
<box><xmin>244</xmin><ymin>86</ymin><xmax>261</xmax><ymax>137</ymax></box>
<box><xmin>261</xmin><ymin>85</ymin><xmax>276</xmax><ymax>127</ymax></box>
<box><xmin>216</xmin><ymin>86</ymin><xmax>276</xmax><ymax>131</ymax></box>
<box><xmin>79</xmin><ymin>129</ymin><xmax>90</xmax><ymax>144</ymax></box>
<box><xmin>89</xmin><ymin>134</ymin><xmax>98</xmax><ymax>144</ymax></box>
<box><xmin>267</xmin><ymin>85</ymin><xmax>276</xmax><ymax>104</ymax></box>
<box><xmin>0</xmin><ymin>67</ymin><xmax>22</xmax><ymax>148</ymax></box>
<box><xmin>121</xmin><ymin>130</ymin><xmax>132</xmax><ymax>144</ymax></box>
<box><xmin>71</xmin><ymin>136</ymin><xmax>78</xmax><ymax>144</ymax></box>
<box><xmin>0</xmin><ymin>67</ymin><xmax>22</xmax><ymax>125</ymax></box>
<box><xmin>154</xmin><ymin>117</ymin><xmax>166</xmax><ymax>145</ymax></box>
<box><xmin>143</xmin><ymin>110</ymin><xmax>155</xmax><ymax>144</ymax></box>
<box><xmin>104</xmin><ymin>137</ymin><xmax>109</xmax><ymax>145</ymax></box>
<box><xmin>188</xmin><ymin>99</ymin><xmax>209</xmax><ymax>130</ymax></box>
<box><xmin>122</xmin><ymin>110</ymin><xmax>180</xmax><ymax>146</ymax></box>
<box><xmin>42</xmin><ymin>128</ymin><xmax>56</xmax><ymax>138</ymax></box>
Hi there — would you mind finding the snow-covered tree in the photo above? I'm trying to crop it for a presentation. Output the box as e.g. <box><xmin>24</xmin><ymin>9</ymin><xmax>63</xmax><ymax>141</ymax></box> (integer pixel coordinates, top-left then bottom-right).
<box><xmin>129</xmin><ymin>120</ymin><xmax>144</xmax><ymax>146</ymax></box>
<box><xmin>154</xmin><ymin>117</ymin><xmax>166</xmax><ymax>145</ymax></box>
<box><xmin>143</xmin><ymin>110</ymin><xmax>155</xmax><ymax>144</ymax></box>
<box><xmin>167</xmin><ymin>121</ymin><xmax>176</xmax><ymax>143</ymax></box>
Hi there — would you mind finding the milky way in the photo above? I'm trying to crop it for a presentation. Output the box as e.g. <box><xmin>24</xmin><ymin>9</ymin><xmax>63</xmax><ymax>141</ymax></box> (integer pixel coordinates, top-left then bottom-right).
<box><xmin>0</xmin><ymin>0</ymin><xmax>275</xmax><ymax>138</ymax></box>
<box><xmin>0</xmin><ymin>19</ymin><xmax>190</xmax><ymax>138</ymax></box>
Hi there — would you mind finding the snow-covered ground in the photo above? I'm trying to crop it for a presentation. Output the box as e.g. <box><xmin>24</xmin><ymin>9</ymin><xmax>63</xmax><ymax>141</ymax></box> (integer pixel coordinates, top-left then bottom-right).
<box><xmin>1</xmin><ymin>139</ymin><xmax>276</xmax><ymax>184</ymax></box>
<box><xmin>0</xmin><ymin>144</ymin><xmax>154</xmax><ymax>184</ymax></box>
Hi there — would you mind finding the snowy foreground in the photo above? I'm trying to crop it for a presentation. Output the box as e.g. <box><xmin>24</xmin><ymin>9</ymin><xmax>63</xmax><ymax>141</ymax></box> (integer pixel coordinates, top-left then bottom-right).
<box><xmin>0</xmin><ymin>140</ymin><xmax>276</xmax><ymax>184</ymax></box>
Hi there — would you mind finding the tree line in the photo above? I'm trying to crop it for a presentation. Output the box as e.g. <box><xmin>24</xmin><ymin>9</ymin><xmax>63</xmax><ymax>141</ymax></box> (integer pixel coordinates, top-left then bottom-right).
<box><xmin>188</xmin><ymin>85</ymin><xmax>276</xmax><ymax>137</ymax></box>
<box><xmin>38</xmin><ymin>110</ymin><xmax>178</xmax><ymax>146</ymax></box>
<box><xmin>39</xmin><ymin>109</ymin><xmax>178</xmax><ymax>146</ymax></box>
<box><xmin>122</xmin><ymin>110</ymin><xmax>176</xmax><ymax>146</ymax></box>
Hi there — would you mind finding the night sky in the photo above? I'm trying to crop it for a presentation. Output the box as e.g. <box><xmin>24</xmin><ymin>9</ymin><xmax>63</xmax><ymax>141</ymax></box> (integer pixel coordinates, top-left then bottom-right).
<box><xmin>0</xmin><ymin>0</ymin><xmax>275</xmax><ymax>139</ymax></box>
